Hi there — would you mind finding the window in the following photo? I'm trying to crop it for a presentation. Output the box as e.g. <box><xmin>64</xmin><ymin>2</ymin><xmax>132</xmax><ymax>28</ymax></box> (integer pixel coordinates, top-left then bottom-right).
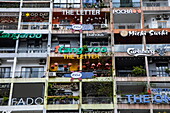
<box><xmin>0</xmin><ymin>67</ymin><xmax>11</xmax><ymax>78</ymax></box>
<box><xmin>120</xmin><ymin>0</ymin><xmax>132</xmax><ymax>7</ymax></box>
<box><xmin>21</xmin><ymin>67</ymin><xmax>44</xmax><ymax>78</ymax></box>
<box><xmin>156</xmin><ymin>63</ymin><xmax>168</xmax><ymax>77</ymax></box>
<box><xmin>157</xmin><ymin>21</ymin><xmax>167</xmax><ymax>28</ymax></box>
<box><xmin>59</xmin><ymin>41</ymin><xmax>70</xmax><ymax>47</ymax></box>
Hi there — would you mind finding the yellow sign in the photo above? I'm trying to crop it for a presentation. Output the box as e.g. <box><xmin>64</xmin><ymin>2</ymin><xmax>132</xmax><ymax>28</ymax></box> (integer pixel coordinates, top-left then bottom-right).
<box><xmin>63</xmin><ymin>54</ymin><xmax>100</xmax><ymax>59</ymax></box>
<box><xmin>25</xmin><ymin>13</ymin><xmax>30</xmax><ymax>17</ymax></box>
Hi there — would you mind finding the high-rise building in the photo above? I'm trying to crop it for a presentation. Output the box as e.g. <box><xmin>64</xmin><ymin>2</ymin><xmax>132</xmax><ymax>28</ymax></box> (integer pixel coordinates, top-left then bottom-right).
<box><xmin>0</xmin><ymin>0</ymin><xmax>170</xmax><ymax>113</ymax></box>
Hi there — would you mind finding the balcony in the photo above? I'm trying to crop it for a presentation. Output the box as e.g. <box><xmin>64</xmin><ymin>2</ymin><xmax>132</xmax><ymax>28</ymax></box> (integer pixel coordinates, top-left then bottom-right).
<box><xmin>14</xmin><ymin>71</ymin><xmax>46</xmax><ymax>78</ymax></box>
<box><xmin>53</xmin><ymin>3</ymin><xmax>80</xmax><ymax>8</ymax></box>
<box><xmin>0</xmin><ymin>48</ymin><xmax>15</xmax><ymax>53</ymax></box>
<box><xmin>144</xmin><ymin>22</ymin><xmax>170</xmax><ymax>29</ymax></box>
<box><xmin>114</xmin><ymin>23</ymin><xmax>141</xmax><ymax>29</ymax></box>
<box><xmin>114</xmin><ymin>44</ymin><xmax>143</xmax><ymax>52</ymax></box>
<box><xmin>113</xmin><ymin>2</ymin><xmax>140</xmax><ymax>8</ymax></box>
<box><xmin>0</xmin><ymin>24</ymin><xmax>18</xmax><ymax>30</ymax></box>
<box><xmin>0</xmin><ymin>72</ymin><xmax>11</xmax><ymax>78</ymax></box>
<box><xmin>149</xmin><ymin>70</ymin><xmax>169</xmax><ymax>77</ymax></box>
<box><xmin>20</xmin><ymin>22</ymin><xmax>49</xmax><ymax>30</ymax></box>
<box><xmin>82</xmin><ymin>97</ymin><xmax>113</xmax><ymax>104</ymax></box>
<box><xmin>22</xmin><ymin>3</ymin><xmax>50</xmax><ymax>8</ymax></box>
<box><xmin>83</xmin><ymin>2</ymin><xmax>110</xmax><ymax>8</ymax></box>
<box><xmin>0</xmin><ymin>2</ymin><xmax>20</xmax><ymax>8</ymax></box>
<box><xmin>143</xmin><ymin>1</ymin><xmax>169</xmax><ymax>7</ymax></box>
<box><xmin>17</xmin><ymin>48</ymin><xmax>47</xmax><ymax>53</ymax></box>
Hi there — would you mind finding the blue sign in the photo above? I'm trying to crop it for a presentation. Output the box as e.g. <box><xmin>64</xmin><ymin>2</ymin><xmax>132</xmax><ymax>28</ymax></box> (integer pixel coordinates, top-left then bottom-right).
<box><xmin>82</xmin><ymin>24</ymin><xmax>94</xmax><ymax>31</ymax></box>
<box><xmin>125</xmin><ymin>94</ymin><xmax>170</xmax><ymax>104</ymax></box>
<box><xmin>64</xmin><ymin>72</ymin><xmax>94</xmax><ymax>79</ymax></box>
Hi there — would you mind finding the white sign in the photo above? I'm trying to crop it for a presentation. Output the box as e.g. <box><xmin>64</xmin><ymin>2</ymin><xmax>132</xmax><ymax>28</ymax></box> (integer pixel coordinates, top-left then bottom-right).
<box><xmin>2</xmin><ymin>111</ymin><xmax>12</xmax><ymax>113</ymax></box>
<box><xmin>11</xmin><ymin>97</ymin><xmax>43</xmax><ymax>105</ymax></box>
<box><xmin>72</xmin><ymin>24</ymin><xmax>82</xmax><ymax>30</ymax></box>
<box><xmin>120</xmin><ymin>30</ymin><xmax>168</xmax><ymax>37</ymax></box>
<box><xmin>86</xmin><ymin>33</ymin><xmax>107</xmax><ymax>37</ymax></box>
<box><xmin>71</xmin><ymin>72</ymin><xmax>82</xmax><ymax>78</ymax></box>
<box><xmin>127</xmin><ymin>48</ymin><xmax>155</xmax><ymax>56</ymax></box>
<box><xmin>62</xmin><ymin>10</ymin><xmax>100</xmax><ymax>15</ymax></box>
<box><xmin>113</xmin><ymin>9</ymin><xmax>141</xmax><ymax>14</ymax></box>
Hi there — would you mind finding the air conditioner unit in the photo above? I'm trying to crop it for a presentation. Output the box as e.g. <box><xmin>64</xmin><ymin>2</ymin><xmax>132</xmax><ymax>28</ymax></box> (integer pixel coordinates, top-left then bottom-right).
<box><xmin>101</xmin><ymin>24</ymin><xmax>108</xmax><ymax>29</ymax></box>
<box><xmin>48</xmin><ymin>72</ymin><xmax>56</xmax><ymax>77</ymax></box>
<box><xmin>39</xmin><ymin>59</ymin><xmax>46</xmax><ymax>65</ymax></box>
<box><xmin>53</xmin><ymin>24</ymin><xmax>60</xmax><ymax>29</ymax></box>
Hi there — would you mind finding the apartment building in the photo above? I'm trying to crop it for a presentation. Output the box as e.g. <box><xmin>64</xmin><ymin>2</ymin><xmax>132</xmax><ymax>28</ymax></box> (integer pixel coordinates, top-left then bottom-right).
<box><xmin>0</xmin><ymin>0</ymin><xmax>170</xmax><ymax>113</ymax></box>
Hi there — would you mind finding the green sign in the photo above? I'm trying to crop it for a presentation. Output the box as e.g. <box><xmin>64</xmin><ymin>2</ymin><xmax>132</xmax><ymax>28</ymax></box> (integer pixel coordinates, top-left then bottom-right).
<box><xmin>55</xmin><ymin>46</ymin><xmax>108</xmax><ymax>54</ymax></box>
<box><xmin>0</xmin><ymin>31</ymin><xmax>42</xmax><ymax>40</ymax></box>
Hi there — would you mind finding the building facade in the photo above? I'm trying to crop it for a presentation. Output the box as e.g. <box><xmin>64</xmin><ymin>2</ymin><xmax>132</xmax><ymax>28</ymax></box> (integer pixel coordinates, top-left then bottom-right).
<box><xmin>0</xmin><ymin>0</ymin><xmax>170</xmax><ymax>113</ymax></box>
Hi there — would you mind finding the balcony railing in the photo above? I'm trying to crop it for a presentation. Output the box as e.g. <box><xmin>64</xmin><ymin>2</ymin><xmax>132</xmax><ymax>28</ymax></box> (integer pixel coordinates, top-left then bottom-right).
<box><xmin>114</xmin><ymin>45</ymin><xmax>143</xmax><ymax>52</ymax></box>
<box><xmin>144</xmin><ymin>23</ymin><xmax>170</xmax><ymax>29</ymax></box>
<box><xmin>83</xmin><ymin>2</ymin><xmax>110</xmax><ymax>8</ymax></box>
<box><xmin>149</xmin><ymin>70</ymin><xmax>169</xmax><ymax>77</ymax></box>
<box><xmin>0</xmin><ymin>48</ymin><xmax>15</xmax><ymax>53</ymax></box>
<box><xmin>53</xmin><ymin>3</ymin><xmax>80</xmax><ymax>8</ymax></box>
<box><xmin>0</xmin><ymin>24</ymin><xmax>18</xmax><ymax>30</ymax></box>
<box><xmin>146</xmin><ymin>44</ymin><xmax>170</xmax><ymax>52</ymax></box>
<box><xmin>17</xmin><ymin>48</ymin><xmax>47</xmax><ymax>53</ymax></box>
<box><xmin>14</xmin><ymin>71</ymin><xmax>46</xmax><ymax>78</ymax></box>
<box><xmin>82</xmin><ymin>97</ymin><xmax>113</xmax><ymax>104</ymax></box>
<box><xmin>113</xmin><ymin>2</ymin><xmax>140</xmax><ymax>8</ymax></box>
<box><xmin>117</xmin><ymin>70</ymin><xmax>146</xmax><ymax>77</ymax></box>
<box><xmin>0</xmin><ymin>98</ymin><xmax>9</xmax><ymax>106</ymax></box>
<box><xmin>114</xmin><ymin>23</ymin><xmax>141</xmax><ymax>29</ymax></box>
<box><xmin>0</xmin><ymin>3</ymin><xmax>20</xmax><ymax>8</ymax></box>
<box><xmin>0</xmin><ymin>72</ymin><xmax>11</xmax><ymax>78</ymax></box>
<box><xmin>47</xmin><ymin>96</ymin><xmax>79</xmax><ymax>105</ymax></box>
<box><xmin>22</xmin><ymin>3</ymin><xmax>50</xmax><ymax>8</ymax></box>
<box><xmin>20</xmin><ymin>22</ymin><xmax>49</xmax><ymax>30</ymax></box>
<box><xmin>143</xmin><ymin>1</ymin><xmax>168</xmax><ymax>7</ymax></box>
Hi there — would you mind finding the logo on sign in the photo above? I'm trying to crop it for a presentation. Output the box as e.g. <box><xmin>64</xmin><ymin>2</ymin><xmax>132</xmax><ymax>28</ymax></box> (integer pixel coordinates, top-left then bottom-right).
<box><xmin>71</xmin><ymin>72</ymin><xmax>82</xmax><ymax>78</ymax></box>
<box><xmin>72</xmin><ymin>25</ymin><xmax>82</xmax><ymax>30</ymax></box>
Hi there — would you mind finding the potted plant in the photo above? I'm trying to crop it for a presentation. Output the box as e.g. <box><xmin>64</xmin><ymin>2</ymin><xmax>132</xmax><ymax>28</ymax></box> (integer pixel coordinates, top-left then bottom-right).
<box><xmin>132</xmin><ymin>66</ymin><xmax>146</xmax><ymax>77</ymax></box>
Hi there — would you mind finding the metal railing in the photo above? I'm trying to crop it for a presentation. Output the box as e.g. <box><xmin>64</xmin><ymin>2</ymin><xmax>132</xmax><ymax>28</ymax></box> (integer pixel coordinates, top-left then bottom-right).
<box><xmin>20</xmin><ymin>22</ymin><xmax>49</xmax><ymax>30</ymax></box>
<box><xmin>113</xmin><ymin>2</ymin><xmax>140</xmax><ymax>8</ymax></box>
<box><xmin>146</xmin><ymin>44</ymin><xmax>170</xmax><ymax>52</ymax></box>
<box><xmin>14</xmin><ymin>71</ymin><xmax>46</xmax><ymax>78</ymax></box>
<box><xmin>143</xmin><ymin>1</ymin><xmax>168</xmax><ymax>7</ymax></box>
<box><xmin>116</xmin><ymin>70</ymin><xmax>146</xmax><ymax>77</ymax></box>
<box><xmin>0</xmin><ymin>3</ymin><xmax>20</xmax><ymax>8</ymax></box>
<box><xmin>48</xmin><ymin>97</ymin><xmax>79</xmax><ymax>105</ymax></box>
<box><xmin>144</xmin><ymin>23</ymin><xmax>170</xmax><ymax>29</ymax></box>
<box><xmin>0</xmin><ymin>72</ymin><xmax>11</xmax><ymax>78</ymax></box>
<box><xmin>114</xmin><ymin>23</ymin><xmax>141</xmax><ymax>29</ymax></box>
<box><xmin>149</xmin><ymin>70</ymin><xmax>169</xmax><ymax>77</ymax></box>
<box><xmin>0</xmin><ymin>48</ymin><xmax>15</xmax><ymax>53</ymax></box>
<box><xmin>114</xmin><ymin>45</ymin><xmax>143</xmax><ymax>52</ymax></box>
<box><xmin>22</xmin><ymin>3</ymin><xmax>50</xmax><ymax>8</ymax></box>
<box><xmin>82</xmin><ymin>97</ymin><xmax>113</xmax><ymax>104</ymax></box>
<box><xmin>17</xmin><ymin>48</ymin><xmax>47</xmax><ymax>53</ymax></box>
<box><xmin>83</xmin><ymin>2</ymin><xmax>110</xmax><ymax>8</ymax></box>
<box><xmin>0</xmin><ymin>24</ymin><xmax>18</xmax><ymax>30</ymax></box>
<box><xmin>53</xmin><ymin>3</ymin><xmax>80</xmax><ymax>8</ymax></box>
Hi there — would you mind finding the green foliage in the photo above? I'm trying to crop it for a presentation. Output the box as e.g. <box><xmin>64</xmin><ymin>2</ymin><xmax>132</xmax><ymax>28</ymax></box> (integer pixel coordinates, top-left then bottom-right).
<box><xmin>132</xmin><ymin>66</ymin><xmax>146</xmax><ymax>76</ymax></box>
<box><xmin>3</xmin><ymin>96</ymin><xmax>9</xmax><ymax>102</ymax></box>
<box><xmin>82</xmin><ymin>45</ymin><xmax>88</xmax><ymax>54</ymax></box>
<box><xmin>165</xmin><ymin>68</ymin><xmax>170</xmax><ymax>74</ymax></box>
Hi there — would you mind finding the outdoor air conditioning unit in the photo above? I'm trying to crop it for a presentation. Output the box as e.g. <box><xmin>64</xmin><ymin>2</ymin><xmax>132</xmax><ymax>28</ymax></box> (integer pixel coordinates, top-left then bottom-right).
<box><xmin>53</xmin><ymin>24</ymin><xmax>59</xmax><ymax>29</ymax></box>
<box><xmin>101</xmin><ymin>24</ymin><xmax>108</xmax><ymax>29</ymax></box>
<box><xmin>39</xmin><ymin>59</ymin><xmax>46</xmax><ymax>65</ymax></box>
<box><xmin>48</xmin><ymin>72</ymin><xmax>56</xmax><ymax>77</ymax></box>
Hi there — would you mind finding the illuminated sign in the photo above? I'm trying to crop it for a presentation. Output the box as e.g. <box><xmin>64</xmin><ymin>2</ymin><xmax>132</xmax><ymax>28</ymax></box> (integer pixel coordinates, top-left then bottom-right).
<box><xmin>120</xmin><ymin>30</ymin><xmax>168</xmax><ymax>37</ymax></box>
<box><xmin>24</xmin><ymin>12</ymin><xmax>48</xmax><ymax>17</ymax></box>
<box><xmin>126</xmin><ymin>94</ymin><xmax>170</xmax><ymax>104</ymax></box>
<box><xmin>11</xmin><ymin>97</ymin><xmax>43</xmax><ymax>105</ymax></box>
<box><xmin>151</xmin><ymin>88</ymin><xmax>170</xmax><ymax>93</ymax></box>
<box><xmin>72</xmin><ymin>24</ymin><xmax>94</xmax><ymax>31</ymax></box>
<box><xmin>72</xmin><ymin>24</ymin><xmax>82</xmax><ymax>30</ymax></box>
<box><xmin>0</xmin><ymin>31</ymin><xmax>42</xmax><ymax>40</ymax></box>
<box><xmin>86</xmin><ymin>33</ymin><xmax>108</xmax><ymax>37</ymax></box>
<box><xmin>127</xmin><ymin>48</ymin><xmax>155</xmax><ymax>56</ymax></box>
<box><xmin>62</xmin><ymin>10</ymin><xmax>100</xmax><ymax>15</ymax></box>
<box><xmin>113</xmin><ymin>9</ymin><xmax>141</xmax><ymax>14</ymax></box>
<box><xmin>55</xmin><ymin>46</ymin><xmax>107</xmax><ymax>54</ymax></box>
<box><xmin>63</xmin><ymin>54</ymin><xmax>100</xmax><ymax>59</ymax></box>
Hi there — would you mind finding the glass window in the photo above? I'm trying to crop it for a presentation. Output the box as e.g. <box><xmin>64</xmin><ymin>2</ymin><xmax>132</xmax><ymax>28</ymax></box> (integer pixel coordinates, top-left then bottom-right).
<box><xmin>0</xmin><ymin>67</ymin><xmax>11</xmax><ymax>78</ymax></box>
<box><xmin>21</xmin><ymin>67</ymin><xmax>44</xmax><ymax>78</ymax></box>
<box><xmin>157</xmin><ymin>21</ymin><xmax>167</xmax><ymax>28</ymax></box>
<box><xmin>156</xmin><ymin>63</ymin><xmax>168</xmax><ymax>77</ymax></box>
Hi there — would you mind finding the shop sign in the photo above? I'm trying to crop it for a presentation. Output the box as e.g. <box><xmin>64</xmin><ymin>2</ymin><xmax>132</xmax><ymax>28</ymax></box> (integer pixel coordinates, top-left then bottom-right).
<box><xmin>11</xmin><ymin>97</ymin><xmax>43</xmax><ymax>105</ymax></box>
<box><xmin>24</xmin><ymin>12</ymin><xmax>48</xmax><ymax>17</ymax></box>
<box><xmin>113</xmin><ymin>9</ymin><xmax>141</xmax><ymax>14</ymax></box>
<box><xmin>55</xmin><ymin>46</ymin><xmax>107</xmax><ymax>54</ymax></box>
<box><xmin>120</xmin><ymin>30</ymin><xmax>168</xmax><ymax>37</ymax></box>
<box><xmin>0</xmin><ymin>31</ymin><xmax>42</xmax><ymax>40</ymax></box>
<box><xmin>151</xmin><ymin>88</ymin><xmax>170</xmax><ymax>93</ymax></box>
<box><xmin>127</xmin><ymin>48</ymin><xmax>155</xmax><ymax>56</ymax></box>
<box><xmin>72</xmin><ymin>24</ymin><xmax>94</xmax><ymax>31</ymax></box>
<box><xmin>63</xmin><ymin>54</ymin><xmax>100</xmax><ymax>59</ymax></box>
<box><xmin>62</xmin><ymin>10</ymin><xmax>100</xmax><ymax>15</ymax></box>
<box><xmin>86</xmin><ymin>33</ymin><xmax>108</xmax><ymax>37</ymax></box>
<box><xmin>126</xmin><ymin>94</ymin><xmax>170</xmax><ymax>104</ymax></box>
<box><xmin>71</xmin><ymin>72</ymin><xmax>82</xmax><ymax>78</ymax></box>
